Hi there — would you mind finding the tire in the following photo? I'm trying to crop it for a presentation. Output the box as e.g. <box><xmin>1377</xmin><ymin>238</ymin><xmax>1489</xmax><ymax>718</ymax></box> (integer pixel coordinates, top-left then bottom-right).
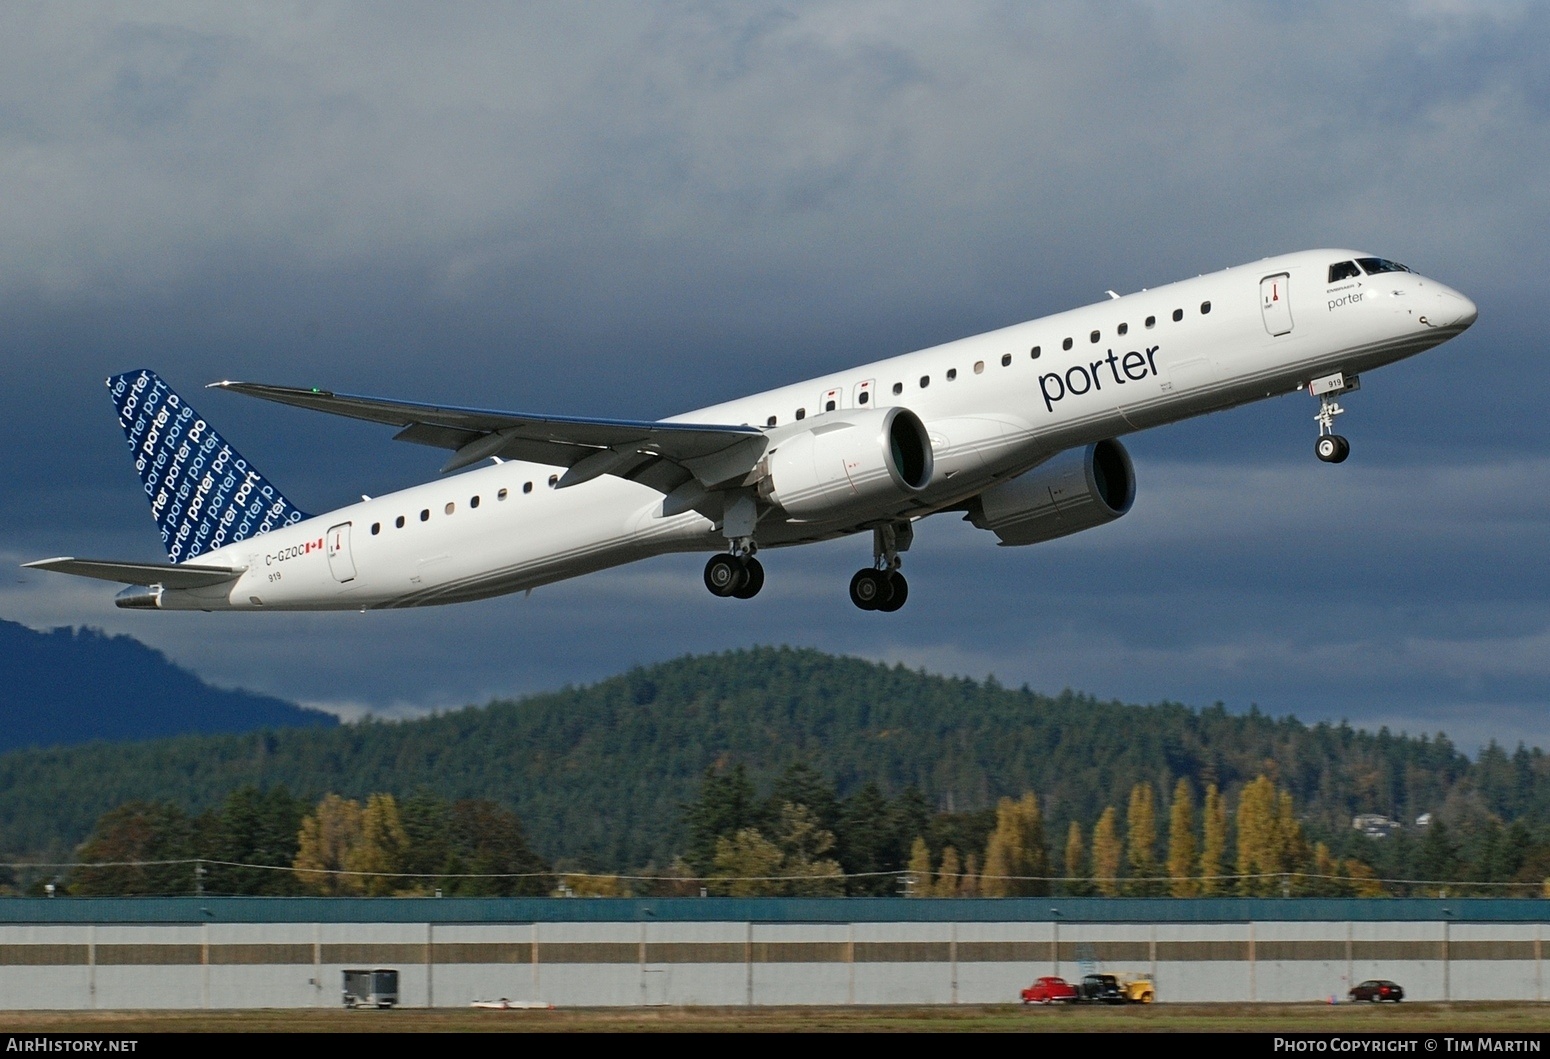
<box><xmin>1316</xmin><ymin>436</ymin><xmax>1340</xmax><ymax>462</ymax></box>
<box><xmin>703</xmin><ymin>554</ymin><xmax>745</xmax><ymax>597</ymax></box>
<box><xmin>849</xmin><ymin>569</ymin><xmax>882</xmax><ymax>610</ymax></box>
<box><xmin>731</xmin><ymin>557</ymin><xmax>764</xmax><ymax>599</ymax></box>
<box><xmin>875</xmin><ymin>572</ymin><xmax>908</xmax><ymax>612</ymax></box>
<box><xmin>1332</xmin><ymin>436</ymin><xmax>1350</xmax><ymax>463</ymax></box>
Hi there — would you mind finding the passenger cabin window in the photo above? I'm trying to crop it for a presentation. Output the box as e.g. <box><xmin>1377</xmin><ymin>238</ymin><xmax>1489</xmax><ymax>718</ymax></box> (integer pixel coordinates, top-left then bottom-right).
<box><xmin>766</xmin><ymin>415</ymin><xmax>777</xmax><ymax>426</ymax></box>
<box><xmin>523</xmin><ymin>482</ymin><xmax>533</xmax><ymax>494</ymax></box>
<box><xmin>1116</xmin><ymin>324</ymin><xmax>1127</xmax><ymax>336</ymax></box>
<box><xmin>1328</xmin><ymin>261</ymin><xmax>1362</xmax><ymax>282</ymax></box>
<box><xmin>1029</xmin><ymin>346</ymin><xmax>1040</xmax><ymax>359</ymax></box>
<box><xmin>1357</xmin><ymin>257</ymin><xmax>1411</xmax><ymax>275</ymax></box>
<box><xmin>470</xmin><ymin>495</ymin><xmax>480</xmax><ymax>508</ymax></box>
<box><xmin>1200</xmin><ymin>301</ymin><xmax>1211</xmax><ymax>315</ymax></box>
<box><xmin>974</xmin><ymin>360</ymin><xmax>985</xmax><ymax>373</ymax></box>
<box><xmin>396</xmin><ymin>515</ymin><xmax>405</xmax><ymax>528</ymax></box>
<box><xmin>795</xmin><ymin>408</ymin><xmax>806</xmax><ymax>420</ymax></box>
<box><xmin>892</xmin><ymin>382</ymin><xmax>903</xmax><ymax>395</ymax></box>
<box><xmin>1000</xmin><ymin>353</ymin><xmax>1011</xmax><ymax>366</ymax></box>
<box><xmin>371</xmin><ymin>523</ymin><xmax>380</xmax><ymax>535</ymax></box>
<box><xmin>1145</xmin><ymin>315</ymin><xmax>1156</xmax><ymax>328</ymax></box>
<box><xmin>919</xmin><ymin>375</ymin><xmax>930</xmax><ymax>388</ymax></box>
<box><xmin>420</xmin><ymin>509</ymin><xmax>430</xmax><ymax>522</ymax></box>
<box><xmin>946</xmin><ymin>368</ymin><xmax>957</xmax><ymax>381</ymax></box>
<box><xmin>548</xmin><ymin>474</ymin><xmax>558</xmax><ymax>487</ymax></box>
<box><xmin>857</xmin><ymin>392</ymin><xmax>869</xmax><ymax>405</ymax></box>
<box><xmin>1090</xmin><ymin>330</ymin><xmax>1100</xmax><ymax>343</ymax></box>
<box><xmin>1172</xmin><ymin>308</ymin><xmax>1183</xmax><ymax>321</ymax></box>
<box><xmin>498</xmin><ymin>488</ymin><xmax>509</xmax><ymax>500</ymax></box>
<box><xmin>444</xmin><ymin>502</ymin><xmax>455</xmax><ymax>515</ymax></box>
<box><xmin>825</xmin><ymin>399</ymin><xmax>836</xmax><ymax>411</ymax></box>
<box><xmin>1062</xmin><ymin>337</ymin><xmax>1073</xmax><ymax>350</ymax></box>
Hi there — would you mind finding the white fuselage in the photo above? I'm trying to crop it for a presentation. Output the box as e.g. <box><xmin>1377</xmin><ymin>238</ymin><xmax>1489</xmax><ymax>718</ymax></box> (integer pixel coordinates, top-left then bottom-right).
<box><xmin>161</xmin><ymin>249</ymin><xmax>1476</xmax><ymax>611</ymax></box>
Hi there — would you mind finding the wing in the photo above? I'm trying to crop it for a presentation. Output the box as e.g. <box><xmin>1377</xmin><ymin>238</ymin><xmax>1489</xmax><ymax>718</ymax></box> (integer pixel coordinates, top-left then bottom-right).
<box><xmin>23</xmin><ymin>557</ymin><xmax>245</xmax><ymax>588</ymax></box>
<box><xmin>210</xmin><ymin>380</ymin><xmax>768</xmax><ymax>496</ymax></box>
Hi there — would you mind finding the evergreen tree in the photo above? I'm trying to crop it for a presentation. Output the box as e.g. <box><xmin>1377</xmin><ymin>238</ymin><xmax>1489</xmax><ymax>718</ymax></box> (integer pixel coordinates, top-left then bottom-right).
<box><xmin>1166</xmin><ymin>778</ymin><xmax>1197</xmax><ymax>898</ymax></box>
<box><xmin>683</xmin><ymin>765</ymin><xmax>760</xmax><ymax>876</ymax></box>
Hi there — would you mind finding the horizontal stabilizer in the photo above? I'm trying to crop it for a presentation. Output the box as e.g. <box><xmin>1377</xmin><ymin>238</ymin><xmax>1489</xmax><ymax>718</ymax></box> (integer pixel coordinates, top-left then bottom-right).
<box><xmin>22</xmin><ymin>557</ymin><xmax>245</xmax><ymax>589</ymax></box>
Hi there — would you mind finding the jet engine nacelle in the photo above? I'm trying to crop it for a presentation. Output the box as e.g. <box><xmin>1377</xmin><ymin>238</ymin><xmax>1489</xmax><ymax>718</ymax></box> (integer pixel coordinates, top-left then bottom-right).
<box><xmin>966</xmin><ymin>438</ymin><xmax>1135</xmax><ymax>545</ymax></box>
<box><xmin>759</xmin><ymin>406</ymin><xmax>934</xmax><ymax>520</ymax></box>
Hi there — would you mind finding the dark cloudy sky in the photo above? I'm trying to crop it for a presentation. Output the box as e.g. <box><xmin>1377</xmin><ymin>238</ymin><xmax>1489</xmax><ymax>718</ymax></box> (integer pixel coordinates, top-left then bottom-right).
<box><xmin>4</xmin><ymin>2</ymin><xmax>1548</xmax><ymax>753</ymax></box>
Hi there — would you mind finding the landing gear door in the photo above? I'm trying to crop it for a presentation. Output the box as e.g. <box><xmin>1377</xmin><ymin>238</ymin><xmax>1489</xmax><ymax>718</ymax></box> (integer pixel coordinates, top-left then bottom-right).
<box><xmin>326</xmin><ymin>522</ymin><xmax>357</xmax><ymax>583</ymax></box>
<box><xmin>1261</xmin><ymin>273</ymin><xmax>1293</xmax><ymax>336</ymax></box>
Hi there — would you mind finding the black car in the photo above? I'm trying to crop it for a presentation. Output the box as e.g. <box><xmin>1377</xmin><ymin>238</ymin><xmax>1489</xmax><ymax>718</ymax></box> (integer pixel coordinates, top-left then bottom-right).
<box><xmin>1076</xmin><ymin>973</ymin><xmax>1126</xmax><ymax>1004</ymax></box>
<box><xmin>1349</xmin><ymin>979</ymin><xmax>1404</xmax><ymax>1003</ymax></box>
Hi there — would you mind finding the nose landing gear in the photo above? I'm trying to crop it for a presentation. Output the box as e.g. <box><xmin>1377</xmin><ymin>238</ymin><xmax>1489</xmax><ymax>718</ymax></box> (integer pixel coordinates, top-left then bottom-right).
<box><xmin>1310</xmin><ymin>371</ymin><xmax>1358</xmax><ymax>464</ymax></box>
<box><xmin>850</xmin><ymin>521</ymin><xmax>912</xmax><ymax>612</ymax></box>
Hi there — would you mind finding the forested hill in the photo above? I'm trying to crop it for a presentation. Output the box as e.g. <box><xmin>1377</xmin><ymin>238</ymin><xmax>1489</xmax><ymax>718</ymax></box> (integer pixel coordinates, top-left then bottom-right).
<box><xmin>1</xmin><ymin>645</ymin><xmax>1545</xmax><ymax>868</ymax></box>
<box><xmin>0</xmin><ymin>619</ymin><xmax>335</xmax><ymax>753</ymax></box>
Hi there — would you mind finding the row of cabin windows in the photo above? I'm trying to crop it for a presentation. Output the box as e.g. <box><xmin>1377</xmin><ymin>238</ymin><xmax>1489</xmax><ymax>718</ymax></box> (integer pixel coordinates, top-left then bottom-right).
<box><xmin>368</xmin><ymin>474</ymin><xmax>559</xmax><ymax>535</ymax></box>
<box><xmin>761</xmin><ymin>300</ymin><xmax>1214</xmax><ymax>417</ymax></box>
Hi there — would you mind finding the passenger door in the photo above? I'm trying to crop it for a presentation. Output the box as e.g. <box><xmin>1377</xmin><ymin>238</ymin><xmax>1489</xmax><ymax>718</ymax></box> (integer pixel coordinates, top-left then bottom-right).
<box><xmin>1260</xmin><ymin>273</ymin><xmax>1293</xmax><ymax>336</ymax></box>
<box><xmin>326</xmin><ymin>522</ymin><xmax>357</xmax><ymax>583</ymax></box>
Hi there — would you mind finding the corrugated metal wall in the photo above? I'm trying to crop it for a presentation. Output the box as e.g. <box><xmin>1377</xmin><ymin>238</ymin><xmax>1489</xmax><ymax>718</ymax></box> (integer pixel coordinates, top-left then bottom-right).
<box><xmin>0</xmin><ymin>898</ymin><xmax>1542</xmax><ymax>1008</ymax></box>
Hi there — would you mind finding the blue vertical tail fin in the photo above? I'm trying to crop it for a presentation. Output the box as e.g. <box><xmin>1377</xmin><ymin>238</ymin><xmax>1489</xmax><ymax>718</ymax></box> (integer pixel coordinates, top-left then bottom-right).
<box><xmin>108</xmin><ymin>369</ymin><xmax>310</xmax><ymax>563</ymax></box>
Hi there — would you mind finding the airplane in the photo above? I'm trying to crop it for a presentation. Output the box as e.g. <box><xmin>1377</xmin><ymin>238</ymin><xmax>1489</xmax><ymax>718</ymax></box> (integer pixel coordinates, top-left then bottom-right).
<box><xmin>26</xmin><ymin>249</ymin><xmax>1477</xmax><ymax>614</ymax></box>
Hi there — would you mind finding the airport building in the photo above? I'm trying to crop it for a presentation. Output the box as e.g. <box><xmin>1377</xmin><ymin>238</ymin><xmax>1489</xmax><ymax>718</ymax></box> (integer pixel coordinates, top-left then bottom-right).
<box><xmin>0</xmin><ymin>897</ymin><xmax>1542</xmax><ymax>1008</ymax></box>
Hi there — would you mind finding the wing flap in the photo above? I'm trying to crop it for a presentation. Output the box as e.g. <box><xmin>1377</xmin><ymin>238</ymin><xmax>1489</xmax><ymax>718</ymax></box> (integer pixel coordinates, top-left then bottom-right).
<box><xmin>23</xmin><ymin>557</ymin><xmax>246</xmax><ymax>589</ymax></box>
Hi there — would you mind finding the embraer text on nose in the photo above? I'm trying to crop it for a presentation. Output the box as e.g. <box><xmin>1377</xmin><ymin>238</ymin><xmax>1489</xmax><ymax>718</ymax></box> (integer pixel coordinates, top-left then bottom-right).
<box><xmin>1039</xmin><ymin>346</ymin><xmax>1161</xmax><ymax>413</ymax></box>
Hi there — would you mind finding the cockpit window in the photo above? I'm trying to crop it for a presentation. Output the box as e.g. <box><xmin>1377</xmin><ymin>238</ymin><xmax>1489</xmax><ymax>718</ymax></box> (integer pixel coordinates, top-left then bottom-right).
<box><xmin>1328</xmin><ymin>261</ymin><xmax>1362</xmax><ymax>283</ymax></box>
<box><xmin>1357</xmin><ymin>257</ymin><xmax>1411</xmax><ymax>275</ymax></box>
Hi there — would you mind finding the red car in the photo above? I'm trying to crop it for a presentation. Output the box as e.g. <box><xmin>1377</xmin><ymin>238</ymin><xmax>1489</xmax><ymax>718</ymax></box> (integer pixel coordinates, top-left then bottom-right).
<box><xmin>1021</xmin><ymin>976</ymin><xmax>1078</xmax><ymax>1004</ymax></box>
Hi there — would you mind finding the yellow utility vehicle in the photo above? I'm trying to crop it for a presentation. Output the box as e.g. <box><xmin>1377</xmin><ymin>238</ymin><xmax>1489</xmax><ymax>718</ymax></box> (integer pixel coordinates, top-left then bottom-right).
<box><xmin>1117</xmin><ymin>973</ymin><xmax>1155</xmax><ymax>1003</ymax></box>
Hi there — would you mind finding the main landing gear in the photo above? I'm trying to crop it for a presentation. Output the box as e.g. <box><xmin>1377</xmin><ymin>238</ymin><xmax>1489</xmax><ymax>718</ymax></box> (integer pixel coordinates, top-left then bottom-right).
<box><xmin>850</xmin><ymin>522</ymin><xmax>912</xmax><ymax>613</ymax></box>
<box><xmin>1309</xmin><ymin>371</ymin><xmax>1358</xmax><ymax>464</ymax></box>
<box><xmin>704</xmin><ymin>551</ymin><xmax>764</xmax><ymax>599</ymax></box>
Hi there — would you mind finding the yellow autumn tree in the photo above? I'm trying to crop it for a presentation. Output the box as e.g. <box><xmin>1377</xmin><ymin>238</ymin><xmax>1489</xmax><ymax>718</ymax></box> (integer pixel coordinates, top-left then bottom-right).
<box><xmin>1198</xmin><ymin>783</ymin><xmax>1228</xmax><ymax>896</ymax></box>
<box><xmin>1091</xmin><ymin>807</ymin><xmax>1122</xmax><ymax>897</ymax></box>
<box><xmin>981</xmin><ymin>793</ymin><xmax>1048</xmax><ymax>897</ymax></box>
<box><xmin>907</xmin><ymin>837</ymin><xmax>933</xmax><ymax>897</ymax></box>
<box><xmin>935</xmin><ymin>846</ymin><xmax>962</xmax><ymax>898</ymax></box>
<box><xmin>1126</xmin><ymin>782</ymin><xmax>1158</xmax><ymax>895</ymax></box>
<box><xmin>1166</xmin><ymin>778</ymin><xmax>1198</xmax><ymax>898</ymax></box>
<box><xmin>293</xmin><ymin>793</ymin><xmax>364</xmax><ymax>896</ymax></box>
<box><xmin>959</xmin><ymin>853</ymin><xmax>981</xmax><ymax>897</ymax></box>
<box><xmin>1064</xmin><ymin>821</ymin><xmax>1089</xmax><ymax>896</ymax></box>
<box><xmin>1235</xmin><ymin>775</ymin><xmax>1278</xmax><ymax>896</ymax></box>
<box><xmin>346</xmin><ymin>793</ymin><xmax>409</xmax><ymax>896</ymax></box>
<box><xmin>710</xmin><ymin>828</ymin><xmax>784</xmax><ymax>896</ymax></box>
